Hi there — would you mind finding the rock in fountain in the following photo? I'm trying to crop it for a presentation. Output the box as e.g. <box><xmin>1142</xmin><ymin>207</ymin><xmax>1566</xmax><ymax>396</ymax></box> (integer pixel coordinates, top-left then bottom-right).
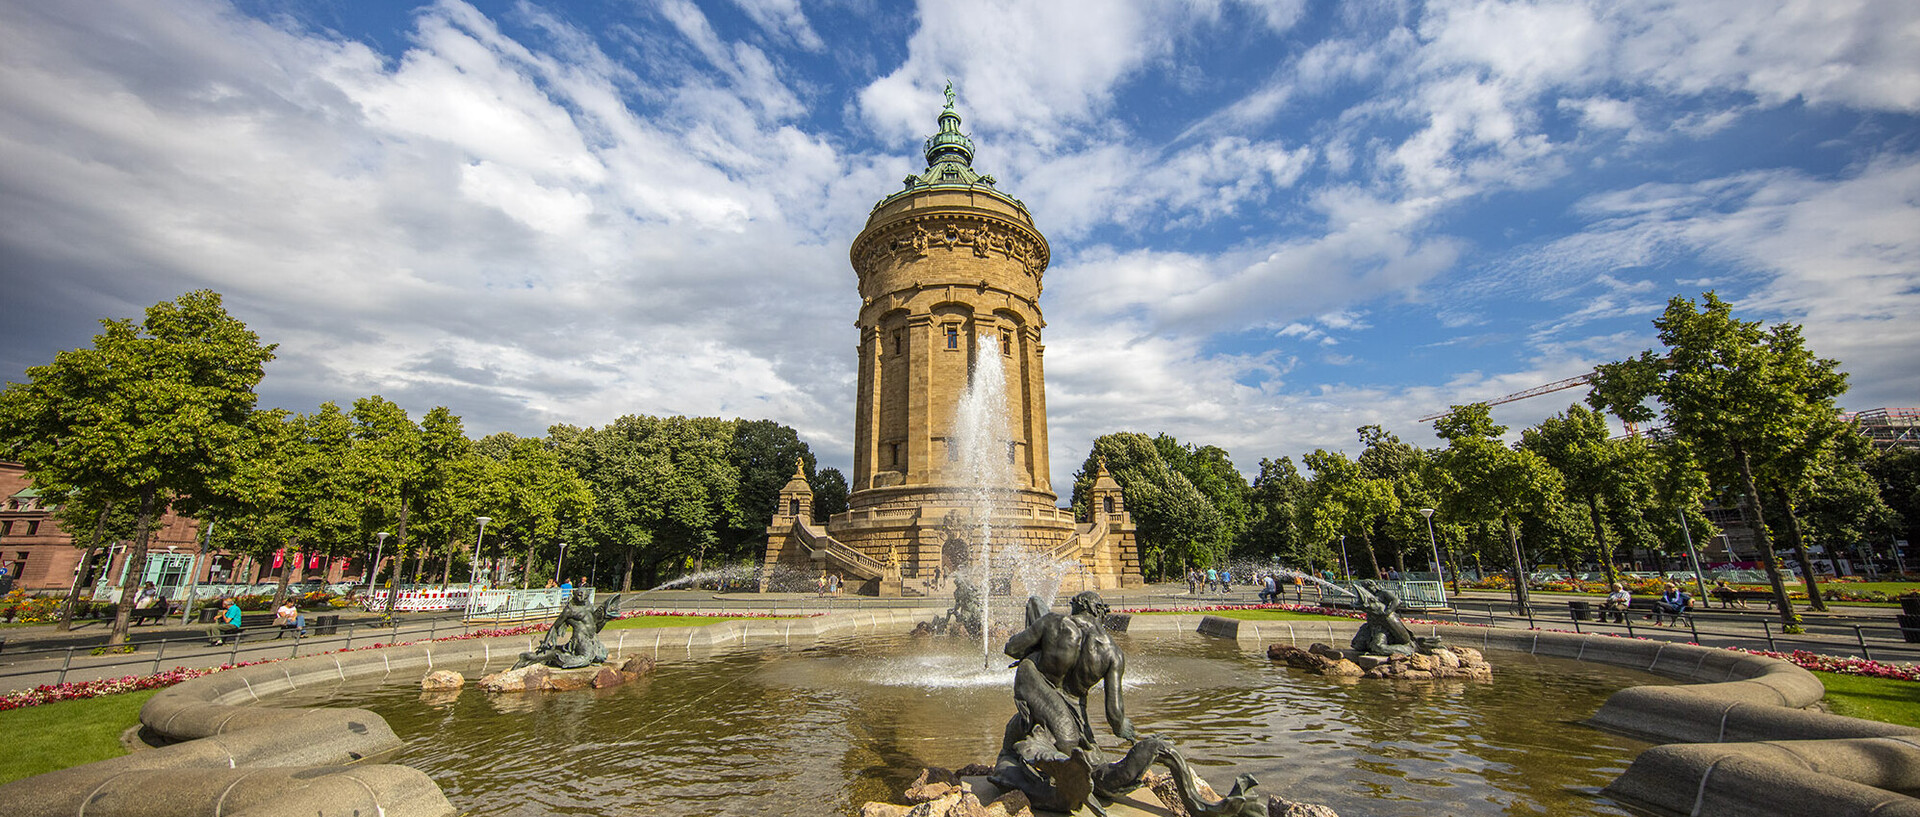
<box><xmin>1267</xmin><ymin>582</ymin><xmax>1491</xmax><ymax>681</ymax></box>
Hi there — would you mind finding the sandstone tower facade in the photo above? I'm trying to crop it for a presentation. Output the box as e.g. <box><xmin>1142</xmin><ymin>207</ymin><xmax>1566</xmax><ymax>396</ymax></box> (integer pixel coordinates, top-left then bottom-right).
<box><xmin>763</xmin><ymin>93</ymin><xmax>1141</xmax><ymax>595</ymax></box>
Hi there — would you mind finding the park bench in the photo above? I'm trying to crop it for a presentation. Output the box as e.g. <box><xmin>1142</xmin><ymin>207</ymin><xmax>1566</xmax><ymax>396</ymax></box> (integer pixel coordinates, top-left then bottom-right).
<box><xmin>1709</xmin><ymin>588</ymin><xmax>1782</xmax><ymax>608</ymax></box>
<box><xmin>129</xmin><ymin>603</ymin><xmax>178</xmax><ymax>625</ymax></box>
<box><xmin>1569</xmin><ymin>597</ymin><xmax>1693</xmax><ymax>626</ymax></box>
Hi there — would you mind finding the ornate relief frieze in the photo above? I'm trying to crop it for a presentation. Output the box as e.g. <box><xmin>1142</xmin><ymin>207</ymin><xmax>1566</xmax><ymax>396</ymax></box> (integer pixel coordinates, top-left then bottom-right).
<box><xmin>854</xmin><ymin>215</ymin><xmax>1048</xmax><ymax>278</ymax></box>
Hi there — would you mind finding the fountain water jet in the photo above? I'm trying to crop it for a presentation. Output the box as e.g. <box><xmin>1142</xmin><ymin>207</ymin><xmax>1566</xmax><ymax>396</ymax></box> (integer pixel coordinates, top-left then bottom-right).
<box><xmin>952</xmin><ymin>331</ymin><xmax>1015</xmax><ymax>667</ymax></box>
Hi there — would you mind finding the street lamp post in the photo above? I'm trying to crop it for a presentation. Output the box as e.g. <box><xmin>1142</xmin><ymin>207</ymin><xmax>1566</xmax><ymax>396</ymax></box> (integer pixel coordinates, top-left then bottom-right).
<box><xmin>1676</xmin><ymin>509</ymin><xmax>1710</xmax><ymax>601</ymax></box>
<box><xmin>555</xmin><ymin>543</ymin><xmax>567</xmax><ymax>586</ymax></box>
<box><xmin>365</xmin><ymin>532</ymin><xmax>390</xmax><ymax>599</ymax></box>
<box><xmin>1419</xmin><ymin>508</ymin><xmax>1446</xmax><ymax>605</ymax></box>
<box><xmin>1338</xmin><ymin>535</ymin><xmax>1351</xmax><ymax>581</ymax></box>
<box><xmin>467</xmin><ymin>517</ymin><xmax>491</xmax><ymax>620</ymax></box>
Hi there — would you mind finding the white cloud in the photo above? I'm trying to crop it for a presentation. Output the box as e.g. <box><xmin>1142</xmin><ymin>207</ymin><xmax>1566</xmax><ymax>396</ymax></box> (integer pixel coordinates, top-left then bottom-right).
<box><xmin>728</xmin><ymin>0</ymin><xmax>826</xmax><ymax>51</ymax></box>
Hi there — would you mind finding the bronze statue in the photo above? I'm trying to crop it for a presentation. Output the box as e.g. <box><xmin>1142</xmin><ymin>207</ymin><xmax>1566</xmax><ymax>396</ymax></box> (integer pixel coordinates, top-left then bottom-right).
<box><xmin>990</xmin><ymin>591</ymin><xmax>1264</xmax><ymax>817</ymax></box>
<box><xmin>1349</xmin><ymin>581</ymin><xmax>1438</xmax><ymax>657</ymax></box>
<box><xmin>942</xmin><ymin>576</ymin><xmax>984</xmax><ymax>637</ymax></box>
<box><xmin>514</xmin><ymin>588</ymin><xmax>622</xmax><ymax>669</ymax></box>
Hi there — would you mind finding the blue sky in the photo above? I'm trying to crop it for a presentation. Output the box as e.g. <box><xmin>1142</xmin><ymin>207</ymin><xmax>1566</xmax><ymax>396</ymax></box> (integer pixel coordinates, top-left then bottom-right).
<box><xmin>2</xmin><ymin>0</ymin><xmax>1917</xmax><ymax>498</ymax></box>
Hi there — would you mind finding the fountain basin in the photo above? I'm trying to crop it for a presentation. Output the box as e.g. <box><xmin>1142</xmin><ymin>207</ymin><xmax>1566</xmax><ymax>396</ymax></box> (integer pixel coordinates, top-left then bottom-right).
<box><xmin>5</xmin><ymin>613</ymin><xmax>1917</xmax><ymax>817</ymax></box>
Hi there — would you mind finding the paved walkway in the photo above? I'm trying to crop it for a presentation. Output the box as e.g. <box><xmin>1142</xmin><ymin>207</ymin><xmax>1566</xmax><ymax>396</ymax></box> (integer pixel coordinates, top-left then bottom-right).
<box><xmin>3</xmin><ymin>584</ymin><xmax>1912</xmax><ymax>694</ymax></box>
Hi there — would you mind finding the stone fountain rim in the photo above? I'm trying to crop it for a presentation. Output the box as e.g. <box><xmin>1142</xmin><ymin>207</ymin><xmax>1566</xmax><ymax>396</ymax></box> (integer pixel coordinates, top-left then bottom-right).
<box><xmin>6</xmin><ymin>610</ymin><xmax>1914</xmax><ymax>817</ymax></box>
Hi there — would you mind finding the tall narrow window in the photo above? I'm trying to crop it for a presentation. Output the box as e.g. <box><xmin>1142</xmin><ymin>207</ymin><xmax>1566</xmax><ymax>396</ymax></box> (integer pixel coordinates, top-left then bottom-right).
<box><xmin>1000</xmin><ymin>328</ymin><xmax>1013</xmax><ymax>355</ymax></box>
<box><xmin>25</xmin><ymin>521</ymin><xmax>38</xmax><ymax>535</ymax></box>
<box><xmin>944</xmin><ymin>325</ymin><xmax>959</xmax><ymax>349</ymax></box>
<box><xmin>789</xmin><ymin>498</ymin><xmax>801</xmax><ymax>517</ymax></box>
<box><xmin>889</xmin><ymin>442</ymin><xmax>902</xmax><ymax>467</ymax></box>
<box><xmin>1104</xmin><ymin>497</ymin><xmax>1115</xmax><ymax>515</ymax></box>
<box><xmin>892</xmin><ymin>329</ymin><xmax>906</xmax><ymax>356</ymax></box>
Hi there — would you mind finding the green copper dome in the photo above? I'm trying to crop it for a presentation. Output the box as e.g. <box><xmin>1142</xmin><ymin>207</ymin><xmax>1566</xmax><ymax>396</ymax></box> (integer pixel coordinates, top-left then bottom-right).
<box><xmin>873</xmin><ymin>83</ymin><xmax>1027</xmax><ymax>214</ymax></box>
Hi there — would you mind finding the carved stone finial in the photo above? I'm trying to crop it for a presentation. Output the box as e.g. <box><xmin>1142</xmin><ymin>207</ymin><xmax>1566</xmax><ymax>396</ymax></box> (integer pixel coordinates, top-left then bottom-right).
<box><xmin>795</xmin><ymin>457</ymin><xmax>807</xmax><ymax>477</ymax></box>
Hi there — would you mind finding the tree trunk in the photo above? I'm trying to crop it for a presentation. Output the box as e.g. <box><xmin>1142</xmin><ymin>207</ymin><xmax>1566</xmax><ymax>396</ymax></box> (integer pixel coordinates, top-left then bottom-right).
<box><xmin>57</xmin><ymin>502</ymin><xmax>113</xmax><ymax>632</ymax></box>
<box><xmin>1586</xmin><ymin>495</ymin><xmax>1620</xmax><ymax>587</ymax></box>
<box><xmin>1504</xmin><ymin>516</ymin><xmax>1530</xmax><ymax>610</ymax></box>
<box><xmin>1361</xmin><ymin>534</ymin><xmax>1384</xmax><ymax>580</ymax></box>
<box><xmin>1772</xmin><ymin>484</ymin><xmax>1828</xmax><ymax>612</ymax></box>
<box><xmin>274</xmin><ymin>541</ymin><xmax>297</xmax><ymax>608</ymax></box>
<box><xmin>382</xmin><ymin>498</ymin><xmax>410</xmax><ymax>618</ymax></box>
<box><xmin>1736</xmin><ymin>446</ymin><xmax>1797</xmax><ymax>625</ymax></box>
<box><xmin>108</xmin><ymin>487</ymin><xmax>159</xmax><ymax>646</ymax></box>
<box><xmin>620</xmin><ymin>546</ymin><xmax>636</xmax><ymax>593</ymax></box>
<box><xmin>440</xmin><ymin>535</ymin><xmax>455</xmax><ymax>589</ymax></box>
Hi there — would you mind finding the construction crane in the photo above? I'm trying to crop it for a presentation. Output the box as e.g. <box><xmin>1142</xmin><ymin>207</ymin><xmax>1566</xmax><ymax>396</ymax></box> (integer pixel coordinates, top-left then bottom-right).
<box><xmin>1417</xmin><ymin>373</ymin><xmax>1596</xmax><ymax>422</ymax></box>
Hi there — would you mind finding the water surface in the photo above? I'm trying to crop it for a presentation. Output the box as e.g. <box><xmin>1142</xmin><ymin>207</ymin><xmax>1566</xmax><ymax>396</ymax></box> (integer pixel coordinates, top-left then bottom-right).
<box><xmin>271</xmin><ymin>633</ymin><xmax>1666</xmax><ymax>816</ymax></box>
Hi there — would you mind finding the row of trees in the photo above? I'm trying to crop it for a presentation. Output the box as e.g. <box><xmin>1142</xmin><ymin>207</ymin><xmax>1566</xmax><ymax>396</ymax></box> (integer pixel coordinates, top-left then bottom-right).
<box><xmin>0</xmin><ymin>291</ymin><xmax>847</xmax><ymax>644</ymax></box>
<box><xmin>4</xmin><ymin>289</ymin><xmax>1912</xmax><ymax>640</ymax></box>
<box><xmin>1070</xmin><ymin>294</ymin><xmax>1911</xmax><ymax>628</ymax></box>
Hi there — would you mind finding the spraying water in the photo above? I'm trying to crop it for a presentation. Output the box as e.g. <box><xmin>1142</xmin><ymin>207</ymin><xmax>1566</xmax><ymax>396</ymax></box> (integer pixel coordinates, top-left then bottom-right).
<box><xmin>953</xmin><ymin>331</ymin><xmax>1014</xmax><ymax>668</ymax></box>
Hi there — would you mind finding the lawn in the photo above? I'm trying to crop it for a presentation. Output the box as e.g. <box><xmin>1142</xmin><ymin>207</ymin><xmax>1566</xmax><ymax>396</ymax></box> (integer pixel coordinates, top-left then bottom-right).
<box><xmin>605</xmin><ymin>614</ymin><xmax>796</xmax><ymax>630</ymax></box>
<box><xmin>1817</xmin><ymin>670</ymin><xmax>1920</xmax><ymax>728</ymax></box>
<box><xmin>0</xmin><ymin>688</ymin><xmax>158</xmax><ymax>784</ymax></box>
<box><xmin>1132</xmin><ymin>608</ymin><xmax>1350</xmax><ymax>621</ymax></box>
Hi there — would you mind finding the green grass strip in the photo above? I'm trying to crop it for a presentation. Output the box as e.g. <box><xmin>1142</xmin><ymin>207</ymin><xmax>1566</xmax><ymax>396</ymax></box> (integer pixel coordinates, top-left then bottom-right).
<box><xmin>0</xmin><ymin>687</ymin><xmax>159</xmax><ymax>784</ymax></box>
<box><xmin>1816</xmin><ymin>670</ymin><xmax>1920</xmax><ymax>729</ymax></box>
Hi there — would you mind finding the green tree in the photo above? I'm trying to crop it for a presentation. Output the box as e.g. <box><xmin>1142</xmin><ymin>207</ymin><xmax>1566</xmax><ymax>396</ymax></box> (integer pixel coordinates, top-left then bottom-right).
<box><xmin>1301</xmin><ymin>449</ymin><xmax>1398</xmax><ymax>579</ymax></box>
<box><xmin>1071</xmin><ymin>433</ymin><xmax>1224</xmax><ymax>579</ymax></box>
<box><xmin>1242</xmin><ymin>457</ymin><xmax>1317</xmax><ymax>567</ymax></box>
<box><xmin>1356</xmin><ymin>425</ymin><xmax>1431</xmax><ymax>573</ymax></box>
<box><xmin>1521</xmin><ymin>405</ymin><xmax>1643</xmax><ymax>585</ymax></box>
<box><xmin>1794</xmin><ymin>443</ymin><xmax>1898</xmax><ymax>578</ymax></box>
<box><xmin>1432</xmin><ymin>404</ymin><xmax>1566</xmax><ymax>609</ymax></box>
<box><xmin>1864</xmin><ymin>447</ymin><xmax>1920</xmax><ymax>570</ymax></box>
<box><xmin>810</xmin><ymin>467</ymin><xmax>850</xmax><ymax>523</ymax></box>
<box><xmin>348</xmin><ymin>399</ymin><xmax>471</xmax><ymax>614</ymax></box>
<box><xmin>1588</xmin><ymin>293</ymin><xmax>1848</xmax><ymax>627</ymax></box>
<box><xmin>482</xmin><ymin>436</ymin><xmax>594</xmax><ymax>588</ymax></box>
<box><xmin>0</xmin><ymin>291</ymin><xmax>274</xmax><ymax>644</ymax></box>
<box><xmin>553</xmin><ymin>415</ymin><xmax>739</xmax><ymax>591</ymax></box>
<box><xmin>45</xmin><ymin>492</ymin><xmax>146</xmax><ymax>631</ymax></box>
<box><xmin>724</xmin><ymin>419</ymin><xmax>815</xmax><ymax>558</ymax></box>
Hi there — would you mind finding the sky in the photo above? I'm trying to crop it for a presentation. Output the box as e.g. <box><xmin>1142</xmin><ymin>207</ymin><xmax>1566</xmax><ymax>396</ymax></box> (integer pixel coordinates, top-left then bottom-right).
<box><xmin>2</xmin><ymin>0</ymin><xmax>1918</xmax><ymax>500</ymax></box>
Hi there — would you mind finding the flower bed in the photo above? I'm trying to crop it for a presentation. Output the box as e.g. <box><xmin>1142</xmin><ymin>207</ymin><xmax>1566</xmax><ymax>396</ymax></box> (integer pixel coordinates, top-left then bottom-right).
<box><xmin>1114</xmin><ymin>601</ymin><xmax>1473</xmax><ymax>629</ymax></box>
<box><xmin>1528</xmin><ymin>626</ymin><xmax>1920</xmax><ymax>683</ymax></box>
<box><xmin>0</xmin><ymin>612</ymin><xmax>805</xmax><ymax>711</ymax></box>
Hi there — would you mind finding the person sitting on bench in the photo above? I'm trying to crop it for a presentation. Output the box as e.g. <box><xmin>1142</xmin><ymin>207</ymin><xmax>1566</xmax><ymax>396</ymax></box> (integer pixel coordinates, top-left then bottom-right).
<box><xmin>1711</xmin><ymin>579</ymin><xmax>1747</xmax><ymax>609</ymax></box>
<box><xmin>205</xmin><ymin>597</ymin><xmax>243</xmax><ymax>646</ymax></box>
<box><xmin>1651</xmin><ymin>583</ymin><xmax>1692</xmax><ymax>625</ymax></box>
<box><xmin>1600</xmin><ymin>583</ymin><xmax>1631</xmax><ymax>623</ymax></box>
<box><xmin>131</xmin><ymin>582</ymin><xmax>168</xmax><ymax>625</ymax></box>
<box><xmin>273</xmin><ymin>600</ymin><xmax>305</xmax><ymax>639</ymax></box>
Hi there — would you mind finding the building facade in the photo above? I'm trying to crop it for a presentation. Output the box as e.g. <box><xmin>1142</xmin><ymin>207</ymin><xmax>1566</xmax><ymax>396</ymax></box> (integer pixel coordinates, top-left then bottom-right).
<box><xmin>0</xmin><ymin>461</ymin><xmax>359</xmax><ymax>595</ymax></box>
<box><xmin>761</xmin><ymin>94</ymin><xmax>1142</xmax><ymax>595</ymax></box>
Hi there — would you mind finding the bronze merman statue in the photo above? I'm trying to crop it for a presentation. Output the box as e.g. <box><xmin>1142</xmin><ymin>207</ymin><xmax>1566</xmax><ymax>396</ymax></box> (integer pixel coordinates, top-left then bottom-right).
<box><xmin>1349</xmin><ymin>581</ymin><xmax>1441</xmax><ymax>657</ymax></box>
<box><xmin>514</xmin><ymin>588</ymin><xmax>622</xmax><ymax>669</ymax></box>
<box><xmin>990</xmin><ymin>591</ymin><xmax>1264</xmax><ymax>817</ymax></box>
